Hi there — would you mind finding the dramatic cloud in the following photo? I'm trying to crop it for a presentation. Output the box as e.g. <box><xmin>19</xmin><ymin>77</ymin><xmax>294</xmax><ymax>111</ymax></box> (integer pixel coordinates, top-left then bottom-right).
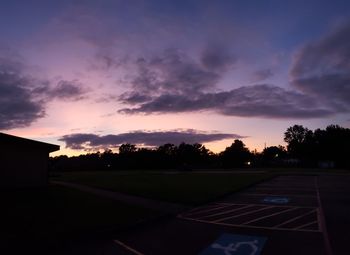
<box><xmin>33</xmin><ymin>80</ymin><xmax>87</xmax><ymax>101</ymax></box>
<box><xmin>216</xmin><ymin>85</ymin><xmax>332</xmax><ymax>118</ymax></box>
<box><xmin>291</xmin><ymin>22</ymin><xmax>350</xmax><ymax>111</ymax></box>
<box><xmin>119</xmin><ymin>84</ymin><xmax>333</xmax><ymax>118</ymax></box>
<box><xmin>0</xmin><ymin>70</ymin><xmax>45</xmax><ymax>129</ymax></box>
<box><xmin>0</xmin><ymin>57</ymin><xmax>46</xmax><ymax>129</ymax></box>
<box><xmin>120</xmin><ymin>48</ymin><xmax>235</xmax><ymax>105</ymax></box>
<box><xmin>0</xmin><ymin>57</ymin><xmax>87</xmax><ymax>130</ymax></box>
<box><xmin>118</xmin><ymin>47</ymin><xmax>334</xmax><ymax>119</ymax></box>
<box><xmin>60</xmin><ymin>129</ymin><xmax>244</xmax><ymax>150</ymax></box>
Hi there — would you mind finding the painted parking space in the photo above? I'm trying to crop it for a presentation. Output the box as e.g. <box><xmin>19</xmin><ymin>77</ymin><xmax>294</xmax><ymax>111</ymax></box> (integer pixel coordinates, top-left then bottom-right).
<box><xmin>112</xmin><ymin>175</ymin><xmax>332</xmax><ymax>255</ymax></box>
<box><xmin>219</xmin><ymin>175</ymin><xmax>319</xmax><ymax>207</ymax></box>
<box><xmin>214</xmin><ymin>193</ymin><xmax>318</xmax><ymax>207</ymax></box>
<box><xmin>178</xmin><ymin>202</ymin><xmax>321</xmax><ymax>232</ymax></box>
<box><xmin>246</xmin><ymin>187</ymin><xmax>317</xmax><ymax>195</ymax></box>
<box><xmin>51</xmin><ymin>174</ymin><xmax>350</xmax><ymax>255</ymax></box>
<box><xmin>177</xmin><ymin>175</ymin><xmax>323</xmax><ymax>243</ymax></box>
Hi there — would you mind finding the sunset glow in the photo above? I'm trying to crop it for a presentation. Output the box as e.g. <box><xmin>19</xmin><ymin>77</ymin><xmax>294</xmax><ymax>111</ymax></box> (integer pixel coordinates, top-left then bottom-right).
<box><xmin>1</xmin><ymin>0</ymin><xmax>349</xmax><ymax>156</ymax></box>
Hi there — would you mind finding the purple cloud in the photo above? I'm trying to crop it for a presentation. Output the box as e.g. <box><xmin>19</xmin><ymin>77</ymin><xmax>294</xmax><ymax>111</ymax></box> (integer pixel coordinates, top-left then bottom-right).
<box><xmin>0</xmin><ymin>58</ymin><xmax>45</xmax><ymax>129</ymax></box>
<box><xmin>0</xmin><ymin>57</ymin><xmax>87</xmax><ymax>129</ymax></box>
<box><xmin>48</xmin><ymin>80</ymin><xmax>87</xmax><ymax>100</ymax></box>
<box><xmin>119</xmin><ymin>84</ymin><xmax>333</xmax><ymax>119</ymax></box>
<box><xmin>291</xmin><ymin>21</ymin><xmax>350</xmax><ymax>111</ymax></box>
<box><xmin>118</xmin><ymin>47</ymin><xmax>334</xmax><ymax>119</ymax></box>
<box><xmin>60</xmin><ymin>129</ymin><xmax>244</xmax><ymax>150</ymax></box>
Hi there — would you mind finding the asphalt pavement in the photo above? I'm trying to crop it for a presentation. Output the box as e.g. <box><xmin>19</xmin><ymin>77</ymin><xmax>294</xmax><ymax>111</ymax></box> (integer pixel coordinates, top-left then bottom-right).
<box><xmin>112</xmin><ymin>174</ymin><xmax>350</xmax><ymax>255</ymax></box>
<box><xmin>13</xmin><ymin>174</ymin><xmax>350</xmax><ymax>255</ymax></box>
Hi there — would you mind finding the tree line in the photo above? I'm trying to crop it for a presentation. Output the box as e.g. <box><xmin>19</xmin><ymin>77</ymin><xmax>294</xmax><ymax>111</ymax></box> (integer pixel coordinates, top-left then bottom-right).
<box><xmin>50</xmin><ymin>124</ymin><xmax>350</xmax><ymax>171</ymax></box>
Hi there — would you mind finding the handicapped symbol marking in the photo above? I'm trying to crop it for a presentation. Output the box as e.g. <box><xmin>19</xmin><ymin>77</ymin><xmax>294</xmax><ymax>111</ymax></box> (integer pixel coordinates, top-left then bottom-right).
<box><xmin>199</xmin><ymin>233</ymin><xmax>267</xmax><ymax>255</ymax></box>
<box><xmin>211</xmin><ymin>240</ymin><xmax>259</xmax><ymax>255</ymax></box>
<box><xmin>262</xmin><ymin>196</ymin><xmax>289</xmax><ymax>204</ymax></box>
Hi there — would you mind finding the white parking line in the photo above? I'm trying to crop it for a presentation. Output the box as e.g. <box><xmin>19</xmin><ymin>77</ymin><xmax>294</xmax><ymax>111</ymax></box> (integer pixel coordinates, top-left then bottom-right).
<box><xmin>294</xmin><ymin>220</ymin><xmax>318</xmax><ymax>230</ymax></box>
<box><xmin>183</xmin><ymin>204</ymin><xmax>232</xmax><ymax>217</ymax></box>
<box><xmin>241</xmin><ymin>207</ymin><xmax>298</xmax><ymax>225</ymax></box>
<box><xmin>198</xmin><ymin>204</ymin><xmax>254</xmax><ymax>220</ymax></box>
<box><xmin>178</xmin><ymin>176</ymin><xmax>324</xmax><ymax>233</ymax></box>
<box><xmin>315</xmin><ymin>176</ymin><xmax>334</xmax><ymax>255</ymax></box>
<box><xmin>185</xmin><ymin>204</ymin><xmax>218</xmax><ymax>213</ymax></box>
<box><xmin>274</xmin><ymin>209</ymin><xmax>317</xmax><ymax>228</ymax></box>
<box><xmin>179</xmin><ymin>202</ymin><xmax>321</xmax><ymax>232</ymax></box>
<box><xmin>114</xmin><ymin>240</ymin><xmax>145</xmax><ymax>255</ymax></box>
<box><xmin>214</xmin><ymin>206</ymin><xmax>275</xmax><ymax>223</ymax></box>
<box><xmin>178</xmin><ymin>216</ymin><xmax>321</xmax><ymax>232</ymax></box>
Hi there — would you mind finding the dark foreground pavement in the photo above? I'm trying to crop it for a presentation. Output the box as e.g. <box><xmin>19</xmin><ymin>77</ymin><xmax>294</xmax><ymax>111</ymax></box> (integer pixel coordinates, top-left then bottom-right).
<box><xmin>318</xmin><ymin>174</ymin><xmax>350</xmax><ymax>255</ymax></box>
<box><xmin>110</xmin><ymin>174</ymin><xmax>350</xmax><ymax>255</ymax></box>
<box><xmin>112</xmin><ymin>175</ymin><xmax>328</xmax><ymax>255</ymax></box>
<box><xmin>9</xmin><ymin>174</ymin><xmax>350</xmax><ymax>255</ymax></box>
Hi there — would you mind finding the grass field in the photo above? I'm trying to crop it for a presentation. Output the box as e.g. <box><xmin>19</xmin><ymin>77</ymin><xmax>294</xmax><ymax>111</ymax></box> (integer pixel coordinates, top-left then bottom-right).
<box><xmin>0</xmin><ymin>184</ymin><xmax>160</xmax><ymax>241</ymax></box>
<box><xmin>52</xmin><ymin>171</ymin><xmax>273</xmax><ymax>205</ymax></box>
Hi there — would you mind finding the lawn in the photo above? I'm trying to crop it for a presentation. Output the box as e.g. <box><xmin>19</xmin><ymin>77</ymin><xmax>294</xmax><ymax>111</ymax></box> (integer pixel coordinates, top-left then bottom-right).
<box><xmin>52</xmin><ymin>171</ymin><xmax>272</xmax><ymax>205</ymax></box>
<box><xmin>0</xmin><ymin>184</ymin><xmax>160</xmax><ymax>242</ymax></box>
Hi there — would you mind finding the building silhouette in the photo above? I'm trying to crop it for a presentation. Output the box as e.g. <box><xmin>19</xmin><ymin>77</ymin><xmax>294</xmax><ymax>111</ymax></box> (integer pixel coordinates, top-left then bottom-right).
<box><xmin>0</xmin><ymin>133</ymin><xmax>59</xmax><ymax>188</ymax></box>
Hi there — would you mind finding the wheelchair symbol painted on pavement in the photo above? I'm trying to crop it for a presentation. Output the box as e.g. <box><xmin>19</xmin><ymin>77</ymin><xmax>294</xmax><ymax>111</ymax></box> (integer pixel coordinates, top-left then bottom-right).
<box><xmin>262</xmin><ymin>196</ymin><xmax>289</xmax><ymax>204</ymax></box>
<box><xmin>211</xmin><ymin>240</ymin><xmax>259</xmax><ymax>255</ymax></box>
<box><xmin>199</xmin><ymin>233</ymin><xmax>267</xmax><ymax>255</ymax></box>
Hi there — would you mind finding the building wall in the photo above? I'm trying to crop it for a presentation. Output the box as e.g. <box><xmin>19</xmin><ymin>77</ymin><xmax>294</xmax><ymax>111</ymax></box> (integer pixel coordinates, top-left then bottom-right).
<box><xmin>0</xmin><ymin>147</ymin><xmax>49</xmax><ymax>188</ymax></box>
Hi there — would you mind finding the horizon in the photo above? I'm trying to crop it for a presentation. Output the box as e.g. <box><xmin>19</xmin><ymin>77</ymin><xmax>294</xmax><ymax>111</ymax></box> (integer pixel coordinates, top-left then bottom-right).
<box><xmin>1</xmin><ymin>0</ymin><xmax>349</xmax><ymax>157</ymax></box>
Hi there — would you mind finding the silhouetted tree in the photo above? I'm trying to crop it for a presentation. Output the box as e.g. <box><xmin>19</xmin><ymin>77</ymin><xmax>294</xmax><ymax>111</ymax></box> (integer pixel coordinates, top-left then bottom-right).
<box><xmin>101</xmin><ymin>149</ymin><xmax>115</xmax><ymax>169</ymax></box>
<box><xmin>50</xmin><ymin>125</ymin><xmax>350</xmax><ymax>171</ymax></box>
<box><xmin>284</xmin><ymin>125</ymin><xmax>314</xmax><ymax>159</ymax></box>
<box><xmin>284</xmin><ymin>124</ymin><xmax>350</xmax><ymax>167</ymax></box>
<box><xmin>157</xmin><ymin>144</ymin><xmax>177</xmax><ymax>168</ymax></box>
<box><xmin>261</xmin><ymin>146</ymin><xmax>287</xmax><ymax>166</ymax></box>
<box><xmin>313</xmin><ymin>125</ymin><xmax>350</xmax><ymax>167</ymax></box>
<box><xmin>119</xmin><ymin>144</ymin><xmax>137</xmax><ymax>155</ymax></box>
<box><xmin>220</xmin><ymin>139</ymin><xmax>252</xmax><ymax>168</ymax></box>
<box><xmin>176</xmin><ymin>143</ymin><xmax>211</xmax><ymax>169</ymax></box>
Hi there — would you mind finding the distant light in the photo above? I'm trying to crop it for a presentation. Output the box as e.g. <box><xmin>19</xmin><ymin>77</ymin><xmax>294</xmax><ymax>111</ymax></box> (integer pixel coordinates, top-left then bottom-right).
<box><xmin>275</xmin><ymin>154</ymin><xmax>279</xmax><ymax>158</ymax></box>
<box><xmin>107</xmin><ymin>164</ymin><xmax>111</xmax><ymax>168</ymax></box>
<box><xmin>246</xmin><ymin>161</ymin><xmax>251</xmax><ymax>166</ymax></box>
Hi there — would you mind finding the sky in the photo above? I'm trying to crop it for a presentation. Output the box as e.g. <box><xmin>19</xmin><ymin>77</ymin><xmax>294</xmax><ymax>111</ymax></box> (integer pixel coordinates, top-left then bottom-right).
<box><xmin>1</xmin><ymin>0</ymin><xmax>350</xmax><ymax>156</ymax></box>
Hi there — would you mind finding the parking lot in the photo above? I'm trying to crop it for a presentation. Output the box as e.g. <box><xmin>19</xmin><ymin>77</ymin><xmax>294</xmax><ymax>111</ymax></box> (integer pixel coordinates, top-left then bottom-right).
<box><xmin>51</xmin><ymin>174</ymin><xmax>350</xmax><ymax>255</ymax></box>
<box><xmin>179</xmin><ymin>202</ymin><xmax>320</xmax><ymax>232</ymax></box>
<box><xmin>111</xmin><ymin>175</ymin><xmax>337</xmax><ymax>255</ymax></box>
